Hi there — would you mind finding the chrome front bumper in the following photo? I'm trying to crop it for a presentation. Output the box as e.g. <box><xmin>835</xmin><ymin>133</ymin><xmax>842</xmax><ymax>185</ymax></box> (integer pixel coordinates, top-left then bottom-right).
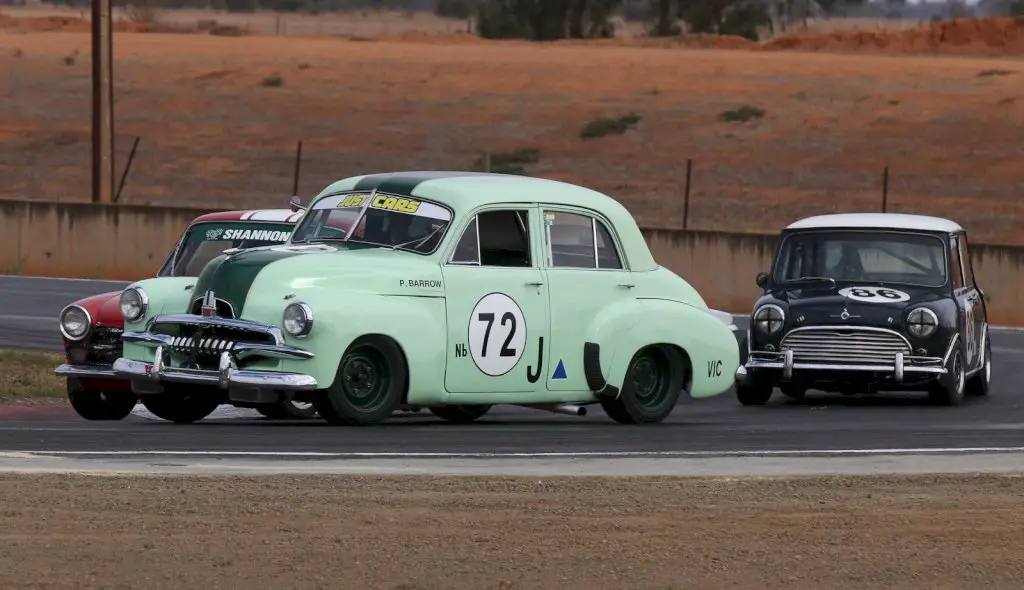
<box><xmin>114</xmin><ymin>318</ymin><xmax>318</xmax><ymax>394</ymax></box>
<box><xmin>738</xmin><ymin>349</ymin><xmax>946</xmax><ymax>383</ymax></box>
<box><xmin>54</xmin><ymin>362</ymin><xmax>119</xmax><ymax>379</ymax></box>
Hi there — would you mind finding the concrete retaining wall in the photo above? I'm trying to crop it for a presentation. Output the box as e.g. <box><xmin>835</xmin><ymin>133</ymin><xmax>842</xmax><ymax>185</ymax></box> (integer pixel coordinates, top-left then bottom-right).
<box><xmin>4</xmin><ymin>199</ymin><xmax>1023</xmax><ymax>324</ymax></box>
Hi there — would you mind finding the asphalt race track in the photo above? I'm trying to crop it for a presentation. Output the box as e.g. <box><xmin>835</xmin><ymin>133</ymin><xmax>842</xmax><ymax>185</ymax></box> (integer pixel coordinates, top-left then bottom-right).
<box><xmin>2</xmin><ymin>274</ymin><xmax>1023</xmax><ymax>474</ymax></box>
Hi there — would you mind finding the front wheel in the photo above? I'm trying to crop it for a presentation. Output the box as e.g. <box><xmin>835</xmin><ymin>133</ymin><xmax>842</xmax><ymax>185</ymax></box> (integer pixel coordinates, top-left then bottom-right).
<box><xmin>257</xmin><ymin>398</ymin><xmax>318</xmax><ymax>420</ymax></box>
<box><xmin>929</xmin><ymin>347</ymin><xmax>965</xmax><ymax>406</ymax></box>
<box><xmin>139</xmin><ymin>387</ymin><xmax>223</xmax><ymax>424</ymax></box>
<box><xmin>429</xmin><ymin>405</ymin><xmax>492</xmax><ymax>423</ymax></box>
<box><xmin>313</xmin><ymin>336</ymin><xmax>408</xmax><ymax>426</ymax></box>
<box><xmin>67</xmin><ymin>379</ymin><xmax>137</xmax><ymax>421</ymax></box>
<box><xmin>600</xmin><ymin>345</ymin><xmax>684</xmax><ymax>424</ymax></box>
<box><xmin>965</xmin><ymin>334</ymin><xmax>991</xmax><ymax>397</ymax></box>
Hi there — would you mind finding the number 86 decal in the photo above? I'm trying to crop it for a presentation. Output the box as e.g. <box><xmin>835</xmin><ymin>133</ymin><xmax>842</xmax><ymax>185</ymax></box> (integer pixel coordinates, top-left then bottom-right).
<box><xmin>838</xmin><ymin>286</ymin><xmax>911</xmax><ymax>303</ymax></box>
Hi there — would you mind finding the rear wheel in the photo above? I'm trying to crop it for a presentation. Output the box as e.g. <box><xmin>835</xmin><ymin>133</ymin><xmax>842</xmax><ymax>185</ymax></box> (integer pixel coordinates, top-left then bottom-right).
<box><xmin>313</xmin><ymin>336</ymin><xmax>407</xmax><ymax>426</ymax></box>
<box><xmin>429</xmin><ymin>405</ymin><xmax>492</xmax><ymax>423</ymax></box>
<box><xmin>67</xmin><ymin>378</ymin><xmax>137</xmax><ymax>421</ymax></box>
<box><xmin>139</xmin><ymin>386</ymin><xmax>223</xmax><ymax>424</ymax></box>
<box><xmin>256</xmin><ymin>398</ymin><xmax>318</xmax><ymax>419</ymax></box>
<box><xmin>600</xmin><ymin>345</ymin><xmax>684</xmax><ymax>424</ymax></box>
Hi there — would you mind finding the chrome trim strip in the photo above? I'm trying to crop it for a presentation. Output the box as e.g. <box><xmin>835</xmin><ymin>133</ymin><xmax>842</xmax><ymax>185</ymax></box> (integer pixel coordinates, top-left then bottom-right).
<box><xmin>54</xmin><ymin>363</ymin><xmax>118</xmax><ymax>378</ymax></box>
<box><xmin>942</xmin><ymin>333</ymin><xmax>960</xmax><ymax>365</ymax></box>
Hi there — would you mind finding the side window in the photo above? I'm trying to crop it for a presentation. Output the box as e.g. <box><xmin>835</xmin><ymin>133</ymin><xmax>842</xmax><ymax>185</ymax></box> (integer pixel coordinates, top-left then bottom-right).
<box><xmin>595</xmin><ymin>219</ymin><xmax>623</xmax><ymax>269</ymax></box>
<box><xmin>450</xmin><ymin>217</ymin><xmax>479</xmax><ymax>264</ymax></box>
<box><xmin>950</xmin><ymin>237</ymin><xmax>964</xmax><ymax>290</ymax></box>
<box><xmin>548</xmin><ymin>212</ymin><xmax>596</xmax><ymax>268</ymax></box>
<box><xmin>450</xmin><ymin>210</ymin><xmax>531</xmax><ymax>267</ymax></box>
<box><xmin>958</xmin><ymin>234</ymin><xmax>975</xmax><ymax>288</ymax></box>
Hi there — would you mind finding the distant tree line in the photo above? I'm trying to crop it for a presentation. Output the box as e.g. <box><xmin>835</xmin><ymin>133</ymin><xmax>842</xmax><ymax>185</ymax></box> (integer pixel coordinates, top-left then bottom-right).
<box><xmin>36</xmin><ymin>0</ymin><xmax>1024</xmax><ymax>38</ymax></box>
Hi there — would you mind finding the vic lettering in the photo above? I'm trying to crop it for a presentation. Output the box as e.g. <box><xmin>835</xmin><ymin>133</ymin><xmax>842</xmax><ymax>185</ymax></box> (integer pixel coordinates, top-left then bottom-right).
<box><xmin>707</xmin><ymin>360</ymin><xmax>722</xmax><ymax>378</ymax></box>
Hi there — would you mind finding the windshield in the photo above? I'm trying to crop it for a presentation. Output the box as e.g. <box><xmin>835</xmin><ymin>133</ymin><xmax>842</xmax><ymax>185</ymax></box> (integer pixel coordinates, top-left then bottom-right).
<box><xmin>773</xmin><ymin>230</ymin><xmax>948</xmax><ymax>288</ymax></box>
<box><xmin>159</xmin><ymin>222</ymin><xmax>294</xmax><ymax>277</ymax></box>
<box><xmin>290</xmin><ymin>191</ymin><xmax>453</xmax><ymax>254</ymax></box>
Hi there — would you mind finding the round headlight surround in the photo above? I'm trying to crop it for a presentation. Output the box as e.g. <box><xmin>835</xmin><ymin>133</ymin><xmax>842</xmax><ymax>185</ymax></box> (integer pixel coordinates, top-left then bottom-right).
<box><xmin>282</xmin><ymin>302</ymin><xmax>313</xmax><ymax>338</ymax></box>
<box><xmin>907</xmin><ymin>307</ymin><xmax>938</xmax><ymax>338</ymax></box>
<box><xmin>119</xmin><ymin>286</ymin><xmax>148</xmax><ymax>323</ymax></box>
<box><xmin>59</xmin><ymin>304</ymin><xmax>92</xmax><ymax>341</ymax></box>
<box><xmin>753</xmin><ymin>304</ymin><xmax>785</xmax><ymax>334</ymax></box>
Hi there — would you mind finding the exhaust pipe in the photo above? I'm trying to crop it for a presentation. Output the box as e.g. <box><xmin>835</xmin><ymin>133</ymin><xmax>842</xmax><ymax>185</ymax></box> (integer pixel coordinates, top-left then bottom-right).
<box><xmin>518</xmin><ymin>403</ymin><xmax>587</xmax><ymax>416</ymax></box>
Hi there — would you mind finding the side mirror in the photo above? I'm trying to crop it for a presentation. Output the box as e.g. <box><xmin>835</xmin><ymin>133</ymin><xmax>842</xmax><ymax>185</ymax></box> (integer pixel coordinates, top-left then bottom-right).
<box><xmin>289</xmin><ymin>195</ymin><xmax>305</xmax><ymax>212</ymax></box>
<box><xmin>755</xmin><ymin>271</ymin><xmax>769</xmax><ymax>289</ymax></box>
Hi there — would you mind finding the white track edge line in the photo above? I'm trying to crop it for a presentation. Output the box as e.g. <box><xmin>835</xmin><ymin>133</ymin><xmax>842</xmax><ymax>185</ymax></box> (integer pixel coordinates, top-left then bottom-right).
<box><xmin>6</xmin><ymin>447</ymin><xmax>1024</xmax><ymax>458</ymax></box>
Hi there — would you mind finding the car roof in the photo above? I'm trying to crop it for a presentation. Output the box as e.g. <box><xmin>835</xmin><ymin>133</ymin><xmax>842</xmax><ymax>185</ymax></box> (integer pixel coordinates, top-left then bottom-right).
<box><xmin>189</xmin><ymin>209</ymin><xmax>304</xmax><ymax>224</ymax></box>
<box><xmin>314</xmin><ymin>171</ymin><xmax>658</xmax><ymax>270</ymax></box>
<box><xmin>785</xmin><ymin>213</ymin><xmax>963</xmax><ymax>233</ymax></box>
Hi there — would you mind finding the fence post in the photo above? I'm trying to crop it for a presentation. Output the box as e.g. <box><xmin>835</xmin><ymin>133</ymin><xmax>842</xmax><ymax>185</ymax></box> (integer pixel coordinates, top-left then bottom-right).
<box><xmin>113</xmin><ymin>136</ymin><xmax>140</xmax><ymax>204</ymax></box>
<box><xmin>881</xmin><ymin>165</ymin><xmax>889</xmax><ymax>213</ymax></box>
<box><xmin>682</xmin><ymin>158</ymin><xmax>692</xmax><ymax>229</ymax></box>
<box><xmin>292</xmin><ymin>140</ymin><xmax>303</xmax><ymax>197</ymax></box>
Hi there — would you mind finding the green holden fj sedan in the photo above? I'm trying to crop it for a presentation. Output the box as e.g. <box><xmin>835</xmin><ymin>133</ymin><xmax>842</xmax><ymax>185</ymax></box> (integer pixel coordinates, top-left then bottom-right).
<box><xmin>112</xmin><ymin>172</ymin><xmax>740</xmax><ymax>425</ymax></box>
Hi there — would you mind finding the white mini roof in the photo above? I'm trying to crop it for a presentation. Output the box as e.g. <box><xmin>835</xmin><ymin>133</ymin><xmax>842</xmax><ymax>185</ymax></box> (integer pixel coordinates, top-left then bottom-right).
<box><xmin>786</xmin><ymin>213</ymin><xmax>963</xmax><ymax>233</ymax></box>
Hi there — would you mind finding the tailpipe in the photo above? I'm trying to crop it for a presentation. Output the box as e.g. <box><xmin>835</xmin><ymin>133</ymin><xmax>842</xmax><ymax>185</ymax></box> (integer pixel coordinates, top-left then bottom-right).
<box><xmin>518</xmin><ymin>403</ymin><xmax>587</xmax><ymax>416</ymax></box>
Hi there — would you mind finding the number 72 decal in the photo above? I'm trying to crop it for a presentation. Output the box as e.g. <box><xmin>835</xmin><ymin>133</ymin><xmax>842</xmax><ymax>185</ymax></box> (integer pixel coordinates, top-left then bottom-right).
<box><xmin>468</xmin><ymin>292</ymin><xmax>527</xmax><ymax>377</ymax></box>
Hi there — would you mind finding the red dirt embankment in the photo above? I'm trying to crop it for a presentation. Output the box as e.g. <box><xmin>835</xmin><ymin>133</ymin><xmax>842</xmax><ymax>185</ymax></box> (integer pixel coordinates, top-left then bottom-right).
<box><xmin>762</xmin><ymin>16</ymin><xmax>1024</xmax><ymax>55</ymax></box>
<box><xmin>0</xmin><ymin>13</ymin><xmax>250</xmax><ymax>35</ymax></box>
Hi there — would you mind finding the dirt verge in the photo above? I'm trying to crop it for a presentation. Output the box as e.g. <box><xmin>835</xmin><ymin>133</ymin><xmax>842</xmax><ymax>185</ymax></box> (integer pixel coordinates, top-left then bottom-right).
<box><xmin>0</xmin><ymin>473</ymin><xmax>1022</xmax><ymax>589</ymax></box>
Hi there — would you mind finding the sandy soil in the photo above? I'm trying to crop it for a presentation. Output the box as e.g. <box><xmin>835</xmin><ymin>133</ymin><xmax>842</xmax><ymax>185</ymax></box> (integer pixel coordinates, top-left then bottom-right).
<box><xmin>2</xmin><ymin>28</ymin><xmax>1023</xmax><ymax>242</ymax></box>
<box><xmin>0</xmin><ymin>473</ymin><xmax>1022</xmax><ymax>589</ymax></box>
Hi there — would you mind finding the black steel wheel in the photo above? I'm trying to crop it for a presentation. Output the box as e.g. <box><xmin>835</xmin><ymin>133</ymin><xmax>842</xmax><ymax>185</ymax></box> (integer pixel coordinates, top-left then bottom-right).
<box><xmin>313</xmin><ymin>336</ymin><xmax>407</xmax><ymax>426</ymax></box>
<box><xmin>929</xmin><ymin>347</ymin><xmax>965</xmax><ymax>406</ymax></box>
<box><xmin>600</xmin><ymin>345</ymin><xmax>684</xmax><ymax>424</ymax></box>
<box><xmin>67</xmin><ymin>378</ymin><xmax>137</xmax><ymax>421</ymax></box>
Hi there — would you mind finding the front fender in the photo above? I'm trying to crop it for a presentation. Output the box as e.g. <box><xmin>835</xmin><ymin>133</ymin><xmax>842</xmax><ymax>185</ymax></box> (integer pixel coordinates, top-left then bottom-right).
<box><xmin>602</xmin><ymin>299</ymin><xmax>739</xmax><ymax>400</ymax></box>
<box><xmin>242</xmin><ymin>292</ymin><xmax>448</xmax><ymax>401</ymax></box>
<box><xmin>121</xmin><ymin>277</ymin><xmax>201</xmax><ymax>336</ymax></box>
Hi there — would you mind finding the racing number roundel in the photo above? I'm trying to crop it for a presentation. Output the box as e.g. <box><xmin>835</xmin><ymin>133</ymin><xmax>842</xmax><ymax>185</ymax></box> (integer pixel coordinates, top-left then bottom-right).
<box><xmin>837</xmin><ymin>286</ymin><xmax>910</xmax><ymax>303</ymax></box>
<box><xmin>468</xmin><ymin>292</ymin><xmax>527</xmax><ymax>377</ymax></box>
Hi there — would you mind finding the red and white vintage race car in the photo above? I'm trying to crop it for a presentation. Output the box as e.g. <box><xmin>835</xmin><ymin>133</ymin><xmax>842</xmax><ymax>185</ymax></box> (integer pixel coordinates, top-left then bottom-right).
<box><xmin>54</xmin><ymin>208</ymin><xmax>309</xmax><ymax>421</ymax></box>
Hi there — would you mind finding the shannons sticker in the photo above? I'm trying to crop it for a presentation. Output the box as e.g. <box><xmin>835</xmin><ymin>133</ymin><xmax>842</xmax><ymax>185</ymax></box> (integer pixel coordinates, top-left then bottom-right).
<box><xmin>210</xmin><ymin>228</ymin><xmax>292</xmax><ymax>242</ymax></box>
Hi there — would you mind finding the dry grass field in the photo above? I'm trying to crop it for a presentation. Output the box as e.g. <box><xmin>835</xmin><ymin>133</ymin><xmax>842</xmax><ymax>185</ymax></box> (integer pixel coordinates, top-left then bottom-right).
<box><xmin>1</xmin><ymin>473</ymin><xmax>1023</xmax><ymax>589</ymax></box>
<box><xmin>1</xmin><ymin>12</ymin><xmax>1023</xmax><ymax>242</ymax></box>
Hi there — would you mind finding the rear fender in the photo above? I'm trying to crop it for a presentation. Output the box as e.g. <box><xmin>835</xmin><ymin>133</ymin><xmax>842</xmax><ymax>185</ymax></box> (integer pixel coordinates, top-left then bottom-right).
<box><xmin>596</xmin><ymin>299</ymin><xmax>740</xmax><ymax>400</ymax></box>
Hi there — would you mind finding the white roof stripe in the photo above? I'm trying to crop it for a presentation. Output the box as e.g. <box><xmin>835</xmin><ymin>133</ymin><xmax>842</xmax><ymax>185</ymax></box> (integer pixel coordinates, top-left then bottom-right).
<box><xmin>786</xmin><ymin>213</ymin><xmax>963</xmax><ymax>233</ymax></box>
<box><xmin>248</xmin><ymin>209</ymin><xmax>299</xmax><ymax>222</ymax></box>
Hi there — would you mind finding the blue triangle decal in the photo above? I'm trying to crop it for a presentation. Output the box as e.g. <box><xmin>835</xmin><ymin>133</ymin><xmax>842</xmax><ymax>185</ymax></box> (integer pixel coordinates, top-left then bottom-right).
<box><xmin>552</xmin><ymin>359</ymin><xmax>567</xmax><ymax>380</ymax></box>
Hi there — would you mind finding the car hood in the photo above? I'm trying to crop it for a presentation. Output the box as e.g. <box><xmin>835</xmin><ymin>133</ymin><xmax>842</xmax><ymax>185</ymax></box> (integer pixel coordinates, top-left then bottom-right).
<box><xmin>776</xmin><ymin>284</ymin><xmax>946</xmax><ymax>326</ymax></box>
<box><xmin>190</xmin><ymin>243</ymin><xmax>443</xmax><ymax>317</ymax></box>
<box><xmin>69</xmin><ymin>290</ymin><xmax>124</xmax><ymax>329</ymax></box>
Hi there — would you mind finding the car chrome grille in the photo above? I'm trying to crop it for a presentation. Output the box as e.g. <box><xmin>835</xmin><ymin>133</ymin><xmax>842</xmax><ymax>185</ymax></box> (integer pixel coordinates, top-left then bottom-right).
<box><xmin>86</xmin><ymin>327</ymin><xmax>123</xmax><ymax>364</ymax></box>
<box><xmin>780</xmin><ymin>327</ymin><xmax>911</xmax><ymax>365</ymax></box>
<box><xmin>166</xmin><ymin>335</ymin><xmax>238</xmax><ymax>356</ymax></box>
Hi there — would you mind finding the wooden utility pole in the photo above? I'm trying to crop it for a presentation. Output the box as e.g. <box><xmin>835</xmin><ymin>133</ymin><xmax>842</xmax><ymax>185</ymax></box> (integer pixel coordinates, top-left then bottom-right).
<box><xmin>91</xmin><ymin>0</ymin><xmax>114</xmax><ymax>204</ymax></box>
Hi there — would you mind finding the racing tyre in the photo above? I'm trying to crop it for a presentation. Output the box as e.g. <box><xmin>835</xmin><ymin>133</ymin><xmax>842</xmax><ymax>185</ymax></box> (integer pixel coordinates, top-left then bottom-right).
<box><xmin>67</xmin><ymin>378</ymin><xmax>137</xmax><ymax>421</ymax></box>
<box><xmin>139</xmin><ymin>387</ymin><xmax>223</xmax><ymax>424</ymax></box>
<box><xmin>429</xmin><ymin>405</ymin><xmax>492</xmax><ymax>423</ymax></box>
<box><xmin>256</xmin><ymin>399</ymin><xmax>318</xmax><ymax>419</ymax></box>
<box><xmin>965</xmin><ymin>333</ymin><xmax>991</xmax><ymax>397</ymax></box>
<box><xmin>600</xmin><ymin>345</ymin><xmax>684</xmax><ymax>424</ymax></box>
<box><xmin>735</xmin><ymin>336</ymin><xmax>773</xmax><ymax>405</ymax></box>
<box><xmin>313</xmin><ymin>336</ymin><xmax>407</xmax><ymax>426</ymax></box>
<box><xmin>929</xmin><ymin>346</ymin><xmax>966</xmax><ymax>406</ymax></box>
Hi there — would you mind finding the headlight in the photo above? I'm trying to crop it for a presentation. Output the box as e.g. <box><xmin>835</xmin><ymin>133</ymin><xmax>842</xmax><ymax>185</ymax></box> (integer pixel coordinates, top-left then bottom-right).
<box><xmin>282</xmin><ymin>302</ymin><xmax>313</xmax><ymax>338</ymax></box>
<box><xmin>119</xmin><ymin>286</ymin><xmax>148</xmax><ymax>323</ymax></box>
<box><xmin>753</xmin><ymin>304</ymin><xmax>785</xmax><ymax>334</ymax></box>
<box><xmin>59</xmin><ymin>304</ymin><xmax>91</xmax><ymax>341</ymax></box>
<box><xmin>907</xmin><ymin>307</ymin><xmax>938</xmax><ymax>338</ymax></box>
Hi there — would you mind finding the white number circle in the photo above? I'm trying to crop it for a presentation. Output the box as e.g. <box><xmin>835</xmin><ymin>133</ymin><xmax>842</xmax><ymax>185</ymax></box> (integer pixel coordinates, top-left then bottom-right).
<box><xmin>838</xmin><ymin>286</ymin><xmax>910</xmax><ymax>303</ymax></box>
<box><xmin>468</xmin><ymin>292</ymin><xmax>527</xmax><ymax>377</ymax></box>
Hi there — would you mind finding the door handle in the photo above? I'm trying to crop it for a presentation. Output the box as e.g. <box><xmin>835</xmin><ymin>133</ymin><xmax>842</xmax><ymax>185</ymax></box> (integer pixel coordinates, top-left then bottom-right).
<box><xmin>525</xmin><ymin>281</ymin><xmax>544</xmax><ymax>286</ymax></box>
<box><xmin>618</xmin><ymin>283</ymin><xmax>635</xmax><ymax>289</ymax></box>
